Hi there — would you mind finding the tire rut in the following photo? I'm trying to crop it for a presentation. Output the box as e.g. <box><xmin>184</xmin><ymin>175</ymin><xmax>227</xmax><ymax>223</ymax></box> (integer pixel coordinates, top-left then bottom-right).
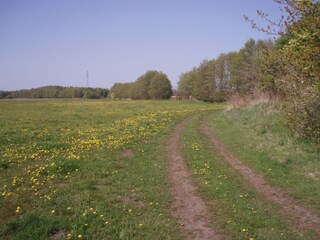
<box><xmin>167</xmin><ymin>117</ymin><xmax>222</xmax><ymax>240</ymax></box>
<box><xmin>199</xmin><ymin>114</ymin><xmax>320</xmax><ymax>235</ymax></box>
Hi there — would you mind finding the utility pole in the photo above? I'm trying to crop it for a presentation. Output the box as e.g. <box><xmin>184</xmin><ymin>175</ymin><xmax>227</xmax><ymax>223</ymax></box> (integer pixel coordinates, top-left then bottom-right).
<box><xmin>86</xmin><ymin>70</ymin><xmax>89</xmax><ymax>88</ymax></box>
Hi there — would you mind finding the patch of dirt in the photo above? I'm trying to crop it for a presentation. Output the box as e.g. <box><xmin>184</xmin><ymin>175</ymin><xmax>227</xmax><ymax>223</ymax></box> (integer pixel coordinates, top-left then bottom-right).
<box><xmin>199</xmin><ymin>115</ymin><xmax>320</xmax><ymax>235</ymax></box>
<box><xmin>55</xmin><ymin>183</ymin><xmax>65</xmax><ymax>188</ymax></box>
<box><xmin>121</xmin><ymin>150</ymin><xmax>134</xmax><ymax>159</ymax></box>
<box><xmin>167</xmin><ymin>118</ymin><xmax>221</xmax><ymax>240</ymax></box>
<box><xmin>120</xmin><ymin>191</ymin><xmax>145</xmax><ymax>207</ymax></box>
<box><xmin>94</xmin><ymin>185</ymin><xmax>111</xmax><ymax>190</ymax></box>
<box><xmin>51</xmin><ymin>230</ymin><xmax>66</xmax><ymax>240</ymax></box>
<box><xmin>307</xmin><ymin>172</ymin><xmax>319</xmax><ymax>180</ymax></box>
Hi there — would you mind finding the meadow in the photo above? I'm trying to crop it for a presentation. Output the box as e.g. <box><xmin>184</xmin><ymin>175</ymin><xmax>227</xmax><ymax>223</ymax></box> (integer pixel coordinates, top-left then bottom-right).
<box><xmin>1</xmin><ymin>99</ymin><xmax>319</xmax><ymax>240</ymax></box>
<box><xmin>0</xmin><ymin>100</ymin><xmax>220</xmax><ymax>240</ymax></box>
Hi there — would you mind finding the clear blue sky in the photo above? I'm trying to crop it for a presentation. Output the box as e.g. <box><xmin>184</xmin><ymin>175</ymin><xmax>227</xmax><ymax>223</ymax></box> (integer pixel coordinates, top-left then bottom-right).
<box><xmin>0</xmin><ymin>0</ymin><xmax>283</xmax><ymax>91</ymax></box>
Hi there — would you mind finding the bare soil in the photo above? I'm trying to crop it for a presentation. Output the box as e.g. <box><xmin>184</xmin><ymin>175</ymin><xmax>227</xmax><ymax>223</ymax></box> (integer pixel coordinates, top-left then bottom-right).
<box><xmin>199</xmin><ymin>115</ymin><xmax>320</xmax><ymax>235</ymax></box>
<box><xmin>167</xmin><ymin>118</ymin><xmax>221</xmax><ymax>240</ymax></box>
<box><xmin>120</xmin><ymin>191</ymin><xmax>145</xmax><ymax>207</ymax></box>
<box><xmin>51</xmin><ymin>230</ymin><xmax>66</xmax><ymax>240</ymax></box>
<box><xmin>121</xmin><ymin>149</ymin><xmax>134</xmax><ymax>159</ymax></box>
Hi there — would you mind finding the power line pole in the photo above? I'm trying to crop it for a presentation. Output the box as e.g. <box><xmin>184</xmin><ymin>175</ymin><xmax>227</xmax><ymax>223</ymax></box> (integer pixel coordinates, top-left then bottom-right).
<box><xmin>86</xmin><ymin>70</ymin><xmax>89</xmax><ymax>88</ymax></box>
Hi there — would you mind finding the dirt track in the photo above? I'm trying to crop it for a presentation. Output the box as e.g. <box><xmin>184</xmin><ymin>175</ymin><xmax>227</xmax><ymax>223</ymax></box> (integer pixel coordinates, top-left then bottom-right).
<box><xmin>167</xmin><ymin>117</ymin><xmax>221</xmax><ymax>240</ymax></box>
<box><xmin>199</xmin><ymin>115</ymin><xmax>320</xmax><ymax>235</ymax></box>
<box><xmin>166</xmin><ymin>114</ymin><xmax>320</xmax><ymax>239</ymax></box>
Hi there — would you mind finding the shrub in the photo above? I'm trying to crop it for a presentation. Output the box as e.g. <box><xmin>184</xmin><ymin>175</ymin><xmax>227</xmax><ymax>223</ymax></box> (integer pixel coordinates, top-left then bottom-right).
<box><xmin>286</xmin><ymin>87</ymin><xmax>320</xmax><ymax>143</ymax></box>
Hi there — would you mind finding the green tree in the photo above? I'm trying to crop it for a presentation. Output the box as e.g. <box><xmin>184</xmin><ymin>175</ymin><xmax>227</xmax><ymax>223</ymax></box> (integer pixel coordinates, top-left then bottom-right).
<box><xmin>230</xmin><ymin>39</ymin><xmax>259</xmax><ymax>92</ymax></box>
<box><xmin>193</xmin><ymin>60</ymin><xmax>216</xmax><ymax>102</ymax></box>
<box><xmin>130</xmin><ymin>70</ymin><xmax>172</xmax><ymax>100</ymax></box>
<box><xmin>110</xmin><ymin>83</ymin><xmax>133</xmax><ymax>99</ymax></box>
<box><xmin>248</xmin><ymin>0</ymin><xmax>320</xmax><ymax>141</ymax></box>
<box><xmin>148</xmin><ymin>72</ymin><xmax>172</xmax><ymax>99</ymax></box>
<box><xmin>131</xmin><ymin>71</ymin><xmax>156</xmax><ymax>99</ymax></box>
<box><xmin>177</xmin><ymin>69</ymin><xmax>198</xmax><ymax>100</ymax></box>
<box><xmin>256</xmin><ymin>40</ymin><xmax>283</xmax><ymax>94</ymax></box>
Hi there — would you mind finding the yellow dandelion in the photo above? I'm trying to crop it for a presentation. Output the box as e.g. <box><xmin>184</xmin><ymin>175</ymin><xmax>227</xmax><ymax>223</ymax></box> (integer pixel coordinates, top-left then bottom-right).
<box><xmin>16</xmin><ymin>206</ymin><xmax>21</xmax><ymax>213</ymax></box>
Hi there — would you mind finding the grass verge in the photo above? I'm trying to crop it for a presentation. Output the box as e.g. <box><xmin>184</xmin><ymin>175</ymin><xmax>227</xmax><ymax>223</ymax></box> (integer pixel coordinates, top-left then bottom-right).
<box><xmin>208</xmin><ymin>102</ymin><xmax>320</xmax><ymax>212</ymax></box>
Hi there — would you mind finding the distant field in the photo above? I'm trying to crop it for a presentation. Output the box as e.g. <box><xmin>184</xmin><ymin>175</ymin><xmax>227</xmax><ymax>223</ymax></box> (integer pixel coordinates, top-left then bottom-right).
<box><xmin>0</xmin><ymin>99</ymin><xmax>221</xmax><ymax>240</ymax></box>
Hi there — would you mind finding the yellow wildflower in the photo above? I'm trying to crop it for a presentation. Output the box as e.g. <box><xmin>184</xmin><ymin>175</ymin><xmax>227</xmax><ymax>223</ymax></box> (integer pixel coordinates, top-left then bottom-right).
<box><xmin>16</xmin><ymin>206</ymin><xmax>21</xmax><ymax>213</ymax></box>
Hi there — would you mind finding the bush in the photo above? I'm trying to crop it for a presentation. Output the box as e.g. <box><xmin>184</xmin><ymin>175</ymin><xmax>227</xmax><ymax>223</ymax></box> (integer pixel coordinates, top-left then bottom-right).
<box><xmin>286</xmin><ymin>87</ymin><xmax>320</xmax><ymax>143</ymax></box>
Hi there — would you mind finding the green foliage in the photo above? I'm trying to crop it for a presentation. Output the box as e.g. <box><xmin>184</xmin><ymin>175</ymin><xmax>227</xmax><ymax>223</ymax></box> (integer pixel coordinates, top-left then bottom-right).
<box><xmin>286</xmin><ymin>87</ymin><xmax>320</xmax><ymax>143</ymax></box>
<box><xmin>83</xmin><ymin>88</ymin><xmax>108</xmax><ymax>99</ymax></box>
<box><xmin>148</xmin><ymin>72</ymin><xmax>172</xmax><ymax>99</ymax></box>
<box><xmin>229</xmin><ymin>39</ymin><xmax>274</xmax><ymax>93</ymax></box>
<box><xmin>272</xmin><ymin>0</ymin><xmax>320</xmax><ymax>142</ymax></box>
<box><xmin>110</xmin><ymin>70</ymin><xmax>173</xmax><ymax>100</ymax></box>
<box><xmin>230</xmin><ymin>39</ymin><xmax>258</xmax><ymax>92</ymax></box>
<box><xmin>177</xmin><ymin>39</ymin><xmax>273</xmax><ymax>101</ymax></box>
<box><xmin>194</xmin><ymin>60</ymin><xmax>216</xmax><ymax>102</ymax></box>
<box><xmin>0</xmin><ymin>91</ymin><xmax>12</xmax><ymax>99</ymax></box>
<box><xmin>109</xmin><ymin>83</ymin><xmax>133</xmax><ymax>99</ymax></box>
<box><xmin>177</xmin><ymin>69</ymin><xmax>198</xmax><ymax>100</ymax></box>
<box><xmin>177</xmin><ymin>0</ymin><xmax>319</xmax><ymax>142</ymax></box>
<box><xmin>256</xmin><ymin>42</ymin><xmax>283</xmax><ymax>94</ymax></box>
<box><xmin>0</xmin><ymin>86</ymin><xmax>108</xmax><ymax>99</ymax></box>
<box><xmin>131</xmin><ymin>71</ymin><xmax>156</xmax><ymax>100</ymax></box>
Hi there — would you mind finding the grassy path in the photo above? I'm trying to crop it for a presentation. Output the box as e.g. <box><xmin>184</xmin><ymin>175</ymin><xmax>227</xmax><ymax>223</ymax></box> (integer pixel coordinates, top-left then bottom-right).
<box><xmin>179</xmin><ymin>111</ymin><xmax>319</xmax><ymax>239</ymax></box>
<box><xmin>199</xmin><ymin>114</ymin><xmax>320</xmax><ymax>236</ymax></box>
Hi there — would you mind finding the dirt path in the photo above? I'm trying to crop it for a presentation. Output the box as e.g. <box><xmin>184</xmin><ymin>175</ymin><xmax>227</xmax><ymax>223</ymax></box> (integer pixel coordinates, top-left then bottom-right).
<box><xmin>199</xmin><ymin>115</ymin><xmax>320</xmax><ymax>235</ymax></box>
<box><xmin>167</xmin><ymin>118</ymin><xmax>221</xmax><ymax>240</ymax></box>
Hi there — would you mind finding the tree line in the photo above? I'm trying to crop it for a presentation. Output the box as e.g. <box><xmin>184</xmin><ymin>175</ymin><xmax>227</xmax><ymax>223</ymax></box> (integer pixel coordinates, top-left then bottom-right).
<box><xmin>0</xmin><ymin>86</ymin><xmax>108</xmax><ymax>99</ymax></box>
<box><xmin>109</xmin><ymin>70</ymin><xmax>172</xmax><ymax>100</ymax></box>
<box><xmin>177</xmin><ymin>0</ymin><xmax>319</xmax><ymax>142</ymax></box>
<box><xmin>1</xmin><ymin>1</ymin><xmax>318</xmax><ymax>141</ymax></box>
<box><xmin>177</xmin><ymin>38</ymin><xmax>275</xmax><ymax>102</ymax></box>
<box><xmin>1</xmin><ymin>69</ymin><xmax>173</xmax><ymax>101</ymax></box>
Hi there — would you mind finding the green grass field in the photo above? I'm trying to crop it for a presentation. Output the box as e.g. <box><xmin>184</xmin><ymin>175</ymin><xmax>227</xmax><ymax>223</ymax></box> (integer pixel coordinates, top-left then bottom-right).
<box><xmin>0</xmin><ymin>100</ymin><xmax>319</xmax><ymax>239</ymax></box>
<box><xmin>0</xmin><ymin>100</ymin><xmax>220</xmax><ymax>240</ymax></box>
